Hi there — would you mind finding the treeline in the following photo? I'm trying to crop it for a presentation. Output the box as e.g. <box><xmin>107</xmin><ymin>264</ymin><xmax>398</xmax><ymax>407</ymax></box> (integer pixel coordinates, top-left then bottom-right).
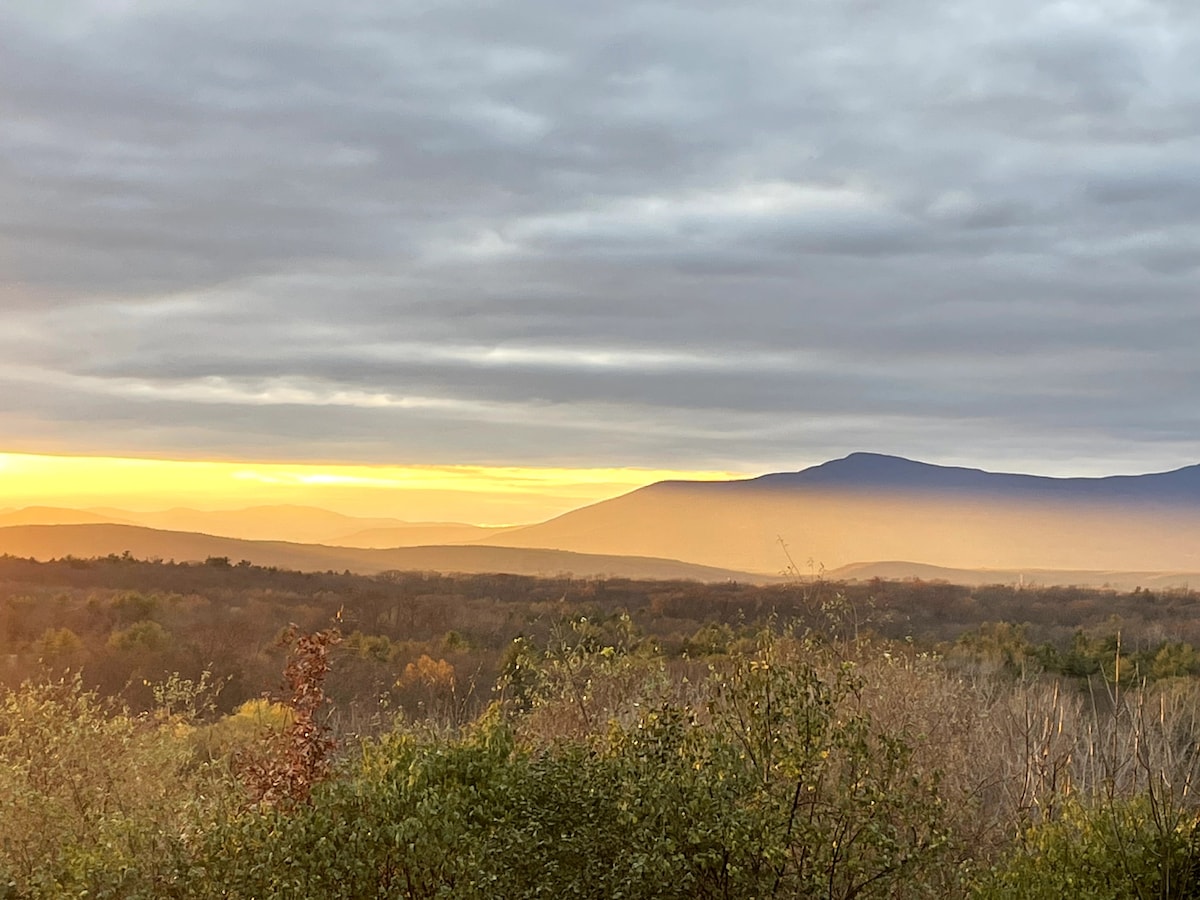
<box><xmin>4</xmin><ymin>553</ymin><xmax>1200</xmax><ymax>726</ymax></box>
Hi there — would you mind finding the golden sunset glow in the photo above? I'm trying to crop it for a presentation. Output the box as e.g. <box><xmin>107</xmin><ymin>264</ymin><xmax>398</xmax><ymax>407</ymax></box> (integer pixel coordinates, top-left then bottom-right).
<box><xmin>0</xmin><ymin>452</ymin><xmax>747</xmax><ymax>525</ymax></box>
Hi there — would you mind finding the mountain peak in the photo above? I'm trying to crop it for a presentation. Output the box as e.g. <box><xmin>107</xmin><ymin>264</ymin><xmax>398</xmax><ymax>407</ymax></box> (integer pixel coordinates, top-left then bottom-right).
<box><xmin>743</xmin><ymin>452</ymin><xmax>988</xmax><ymax>490</ymax></box>
<box><xmin>813</xmin><ymin>452</ymin><xmax>949</xmax><ymax>473</ymax></box>
<box><xmin>735</xmin><ymin>452</ymin><xmax>1200</xmax><ymax>501</ymax></box>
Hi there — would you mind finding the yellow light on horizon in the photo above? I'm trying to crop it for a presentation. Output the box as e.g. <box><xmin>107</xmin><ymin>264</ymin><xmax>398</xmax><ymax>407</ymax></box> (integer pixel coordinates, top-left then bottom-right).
<box><xmin>0</xmin><ymin>451</ymin><xmax>747</xmax><ymax>524</ymax></box>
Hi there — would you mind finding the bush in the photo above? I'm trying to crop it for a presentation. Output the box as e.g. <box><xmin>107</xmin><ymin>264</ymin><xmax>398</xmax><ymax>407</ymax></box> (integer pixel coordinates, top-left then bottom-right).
<box><xmin>976</xmin><ymin>798</ymin><xmax>1200</xmax><ymax>899</ymax></box>
<box><xmin>0</xmin><ymin>675</ymin><xmax>231</xmax><ymax>897</ymax></box>
<box><xmin>189</xmin><ymin>632</ymin><xmax>949</xmax><ymax>898</ymax></box>
<box><xmin>16</xmin><ymin>623</ymin><xmax>1200</xmax><ymax>898</ymax></box>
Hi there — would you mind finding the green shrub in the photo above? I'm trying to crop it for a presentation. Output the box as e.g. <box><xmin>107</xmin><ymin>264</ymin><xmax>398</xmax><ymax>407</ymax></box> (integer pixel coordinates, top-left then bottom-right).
<box><xmin>975</xmin><ymin>798</ymin><xmax>1200</xmax><ymax>899</ymax></box>
<box><xmin>189</xmin><ymin>634</ymin><xmax>949</xmax><ymax>898</ymax></box>
<box><xmin>0</xmin><ymin>675</ymin><xmax>232</xmax><ymax>897</ymax></box>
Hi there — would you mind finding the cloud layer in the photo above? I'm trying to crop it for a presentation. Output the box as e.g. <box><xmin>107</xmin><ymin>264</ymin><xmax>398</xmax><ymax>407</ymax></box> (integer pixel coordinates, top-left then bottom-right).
<box><xmin>4</xmin><ymin>0</ymin><xmax>1200</xmax><ymax>475</ymax></box>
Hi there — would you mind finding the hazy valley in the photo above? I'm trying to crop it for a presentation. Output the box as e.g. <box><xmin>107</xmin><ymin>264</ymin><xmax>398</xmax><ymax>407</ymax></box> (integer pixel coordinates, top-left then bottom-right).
<box><xmin>6</xmin><ymin>453</ymin><xmax>1200</xmax><ymax>588</ymax></box>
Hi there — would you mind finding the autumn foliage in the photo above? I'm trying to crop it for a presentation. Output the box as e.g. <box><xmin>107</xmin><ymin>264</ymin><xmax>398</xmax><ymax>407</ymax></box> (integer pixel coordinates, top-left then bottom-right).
<box><xmin>3</xmin><ymin>557</ymin><xmax>1200</xmax><ymax>896</ymax></box>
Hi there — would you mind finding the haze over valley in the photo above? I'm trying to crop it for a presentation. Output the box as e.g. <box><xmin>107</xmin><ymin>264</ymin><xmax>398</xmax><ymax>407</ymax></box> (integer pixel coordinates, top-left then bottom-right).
<box><xmin>6</xmin><ymin>453</ymin><xmax>1200</xmax><ymax>587</ymax></box>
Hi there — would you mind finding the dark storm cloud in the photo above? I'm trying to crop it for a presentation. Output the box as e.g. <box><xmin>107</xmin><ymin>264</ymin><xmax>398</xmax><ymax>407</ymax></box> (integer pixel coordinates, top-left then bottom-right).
<box><xmin>3</xmin><ymin>0</ymin><xmax>1200</xmax><ymax>474</ymax></box>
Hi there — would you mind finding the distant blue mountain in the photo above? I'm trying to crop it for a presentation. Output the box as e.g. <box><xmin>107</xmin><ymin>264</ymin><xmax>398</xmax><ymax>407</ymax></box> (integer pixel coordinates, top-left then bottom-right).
<box><xmin>711</xmin><ymin>452</ymin><xmax>1200</xmax><ymax>505</ymax></box>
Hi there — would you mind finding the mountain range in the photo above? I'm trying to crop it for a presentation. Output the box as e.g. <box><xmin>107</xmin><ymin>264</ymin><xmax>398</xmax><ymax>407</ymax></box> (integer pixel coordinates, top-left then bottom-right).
<box><xmin>5</xmin><ymin>453</ymin><xmax>1200</xmax><ymax>585</ymax></box>
<box><xmin>479</xmin><ymin>453</ymin><xmax>1200</xmax><ymax>574</ymax></box>
<box><xmin>15</xmin><ymin>505</ymin><xmax>507</xmax><ymax>547</ymax></box>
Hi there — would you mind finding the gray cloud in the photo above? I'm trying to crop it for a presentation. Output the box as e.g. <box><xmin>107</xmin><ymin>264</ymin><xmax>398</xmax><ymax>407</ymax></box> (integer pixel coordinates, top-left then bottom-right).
<box><xmin>3</xmin><ymin>0</ymin><xmax>1200</xmax><ymax>476</ymax></box>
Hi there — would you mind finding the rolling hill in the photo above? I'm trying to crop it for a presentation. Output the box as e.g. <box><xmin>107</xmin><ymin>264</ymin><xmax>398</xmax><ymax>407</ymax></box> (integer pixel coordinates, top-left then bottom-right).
<box><xmin>0</xmin><ymin>523</ymin><xmax>763</xmax><ymax>582</ymax></box>
<box><xmin>331</xmin><ymin>523</ymin><xmax>509</xmax><ymax>549</ymax></box>
<box><xmin>85</xmin><ymin>505</ymin><xmax>424</xmax><ymax>544</ymax></box>
<box><xmin>0</xmin><ymin>507</ymin><xmax>133</xmax><ymax>527</ymax></box>
<box><xmin>74</xmin><ymin>506</ymin><xmax>499</xmax><ymax>547</ymax></box>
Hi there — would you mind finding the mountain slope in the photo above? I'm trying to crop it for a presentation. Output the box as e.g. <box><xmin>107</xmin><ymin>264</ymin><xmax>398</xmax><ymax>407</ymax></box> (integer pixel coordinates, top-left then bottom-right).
<box><xmin>86</xmin><ymin>505</ymin><xmax>418</xmax><ymax>544</ymax></box>
<box><xmin>0</xmin><ymin>507</ymin><xmax>132</xmax><ymax>527</ymax></box>
<box><xmin>83</xmin><ymin>506</ymin><xmax>501</xmax><ymax>546</ymax></box>
<box><xmin>480</xmin><ymin>453</ymin><xmax>1200</xmax><ymax>574</ymax></box>
<box><xmin>330</xmin><ymin>523</ymin><xmax>509</xmax><ymax>548</ymax></box>
<box><xmin>0</xmin><ymin>524</ymin><xmax>763</xmax><ymax>582</ymax></box>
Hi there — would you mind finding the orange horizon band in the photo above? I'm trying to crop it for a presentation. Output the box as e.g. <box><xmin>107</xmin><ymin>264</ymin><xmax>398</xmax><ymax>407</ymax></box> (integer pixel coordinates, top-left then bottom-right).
<box><xmin>0</xmin><ymin>451</ymin><xmax>747</xmax><ymax>525</ymax></box>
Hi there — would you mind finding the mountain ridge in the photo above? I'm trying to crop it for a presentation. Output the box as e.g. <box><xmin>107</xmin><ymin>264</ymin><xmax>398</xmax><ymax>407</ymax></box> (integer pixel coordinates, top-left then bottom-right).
<box><xmin>8</xmin><ymin>453</ymin><xmax>1200</xmax><ymax>580</ymax></box>
<box><xmin>479</xmin><ymin>452</ymin><xmax>1200</xmax><ymax>574</ymax></box>
<box><xmin>661</xmin><ymin>452</ymin><xmax>1200</xmax><ymax>501</ymax></box>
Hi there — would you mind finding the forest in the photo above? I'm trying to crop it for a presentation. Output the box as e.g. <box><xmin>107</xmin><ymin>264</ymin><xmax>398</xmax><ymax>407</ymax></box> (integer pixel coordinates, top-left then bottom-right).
<box><xmin>4</xmin><ymin>553</ymin><xmax>1200</xmax><ymax>897</ymax></box>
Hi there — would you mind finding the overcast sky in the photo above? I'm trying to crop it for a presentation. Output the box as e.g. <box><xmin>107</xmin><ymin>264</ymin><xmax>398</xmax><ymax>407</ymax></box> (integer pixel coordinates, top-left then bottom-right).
<box><xmin>3</xmin><ymin>0</ymin><xmax>1200</xmax><ymax>479</ymax></box>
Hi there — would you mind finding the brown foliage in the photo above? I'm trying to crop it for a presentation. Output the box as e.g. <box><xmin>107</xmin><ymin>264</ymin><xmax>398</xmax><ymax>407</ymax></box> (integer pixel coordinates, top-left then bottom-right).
<box><xmin>237</xmin><ymin>624</ymin><xmax>342</xmax><ymax>808</ymax></box>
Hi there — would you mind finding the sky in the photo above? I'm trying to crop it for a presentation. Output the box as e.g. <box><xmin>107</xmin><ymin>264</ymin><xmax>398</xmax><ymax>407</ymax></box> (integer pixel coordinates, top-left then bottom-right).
<box><xmin>0</xmin><ymin>452</ymin><xmax>741</xmax><ymax>521</ymax></box>
<box><xmin>3</xmin><ymin>0</ymin><xmax>1200</xmax><ymax>520</ymax></box>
